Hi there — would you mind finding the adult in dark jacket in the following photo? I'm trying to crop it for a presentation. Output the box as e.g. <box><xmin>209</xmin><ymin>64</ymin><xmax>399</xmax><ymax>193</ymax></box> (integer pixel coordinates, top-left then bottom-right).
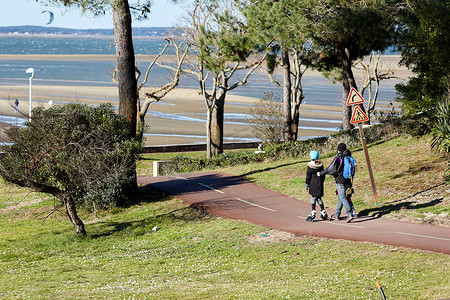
<box><xmin>319</xmin><ymin>143</ymin><xmax>354</xmax><ymax>222</ymax></box>
<box><xmin>305</xmin><ymin>150</ymin><xmax>328</xmax><ymax>222</ymax></box>
<box><xmin>339</xmin><ymin>149</ymin><xmax>357</xmax><ymax>217</ymax></box>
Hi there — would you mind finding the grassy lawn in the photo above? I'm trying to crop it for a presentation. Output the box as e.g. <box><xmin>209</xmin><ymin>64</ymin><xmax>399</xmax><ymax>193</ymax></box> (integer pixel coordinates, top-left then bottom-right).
<box><xmin>0</xmin><ymin>135</ymin><xmax>449</xmax><ymax>299</ymax></box>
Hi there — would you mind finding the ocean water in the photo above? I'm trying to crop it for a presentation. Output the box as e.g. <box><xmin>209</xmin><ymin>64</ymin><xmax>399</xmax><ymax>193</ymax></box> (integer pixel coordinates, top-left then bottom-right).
<box><xmin>0</xmin><ymin>36</ymin><xmax>174</xmax><ymax>55</ymax></box>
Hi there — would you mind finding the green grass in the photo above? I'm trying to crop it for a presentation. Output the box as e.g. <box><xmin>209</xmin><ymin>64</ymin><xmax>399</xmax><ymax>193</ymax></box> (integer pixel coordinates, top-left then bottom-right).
<box><xmin>0</xmin><ymin>135</ymin><xmax>449</xmax><ymax>299</ymax></box>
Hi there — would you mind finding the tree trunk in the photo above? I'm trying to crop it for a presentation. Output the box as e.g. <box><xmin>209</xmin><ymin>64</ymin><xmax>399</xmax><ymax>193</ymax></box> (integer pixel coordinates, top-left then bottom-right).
<box><xmin>63</xmin><ymin>195</ymin><xmax>86</xmax><ymax>236</ymax></box>
<box><xmin>281</xmin><ymin>49</ymin><xmax>293</xmax><ymax>143</ymax></box>
<box><xmin>211</xmin><ymin>92</ymin><xmax>225</xmax><ymax>156</ymax></box>
<box><xmin>290</xmin><ymin>51</ymin><xmax>305</xmax><ymax>141</ymax></box>
<box><xmin>341</xmin><ymin>47</ymin><xmax>356</xmax><ymax>131</ymax></box>
<box><xmin>112</xmin><ymin>0</ymin><xmax>137</xmax><ymax>138</ymax></box>
<box><xmin>291</xmin><ymin>103</ymin><xmax>300</xmax><ymax>141</ymax></box>
<box><xmin>112</xmin><ymin>0</ymin><xmax>138</xmax><ymax>198</ymax></box>
<box><xmin>206</xmin><ymin>107</ymin><xmax>213</xmax><ymax>159</ymax></box>
<box><xmin>291</xmin><ymin>92</ymin><xmax>305</xmax><ymax>141</ymax></box>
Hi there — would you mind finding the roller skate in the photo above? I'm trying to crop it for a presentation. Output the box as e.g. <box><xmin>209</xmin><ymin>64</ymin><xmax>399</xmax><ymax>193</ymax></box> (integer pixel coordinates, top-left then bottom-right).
<box><xmin>306</xmin><ymin>210</ymin><xmax>316</xmax><ymax>222</ymax></box>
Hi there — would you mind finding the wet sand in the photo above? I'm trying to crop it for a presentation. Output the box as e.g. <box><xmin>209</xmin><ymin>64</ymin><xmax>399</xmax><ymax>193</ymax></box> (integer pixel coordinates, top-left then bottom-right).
<box><xmin>0</xmin><ymin>54</ymin><xmax>412</xmax><ymax>146</ymax></box>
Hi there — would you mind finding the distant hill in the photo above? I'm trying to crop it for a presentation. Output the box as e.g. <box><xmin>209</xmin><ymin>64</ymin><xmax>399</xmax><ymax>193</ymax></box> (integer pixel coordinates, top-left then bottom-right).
<box><xmin>0</xmin><ymin>26</ymin><xmax>175</xmax><ymax>37</ymax></box>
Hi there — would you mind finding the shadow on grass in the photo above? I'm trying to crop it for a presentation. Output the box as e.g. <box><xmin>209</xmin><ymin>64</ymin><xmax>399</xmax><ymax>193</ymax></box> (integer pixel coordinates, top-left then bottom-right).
<box><xmin>116</xmin><ymin>184</ymin><xmax>174</xmax><ymax>210</ymax></box>
<box><xmin>240</xmin><ymin>161</ymin><xmax>305</xmax><ymax>177</ymax></box>
<box><xmin>87</xmin><ymin>183</ymin><xmax>212</xmax><ymax>238</ymax></box>
<box><xmin>359</xmin><ymin>198</ymin><xmax>443</xmax><ymax>218</ymax></box>
<box><xmin>90</xmin><ymin>206</ymin><xmax>211</xmax><ymax>239</ymax></box>
<box><xmin>135</xmin><ymin>185</ymin><xmax>172</xmax><ymax>204</ymax></box>
<box><xmin>359</xmin><ymin>183</ymin><xmax>446</xmax><ymax>217</ymax></box>
<box><xmin>392</xmin><ymin>165</ymin><xmax>434</xmax><ymax>179</ymax></box>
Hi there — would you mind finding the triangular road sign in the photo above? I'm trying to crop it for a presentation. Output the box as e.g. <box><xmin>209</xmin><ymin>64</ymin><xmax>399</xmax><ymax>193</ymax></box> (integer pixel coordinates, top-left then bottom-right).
<box><xmin>346</xmin><ymin>87</ymin><xmax>365</xmax><ymax>106</ymax></box>
<box><xmin>351</xmin><ymin>106</ymin><xmax>369</xmax><ymax>124</ymax></box>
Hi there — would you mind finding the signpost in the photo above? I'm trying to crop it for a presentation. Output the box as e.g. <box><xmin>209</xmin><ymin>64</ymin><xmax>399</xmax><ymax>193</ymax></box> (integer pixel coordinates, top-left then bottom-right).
<box><xmin>347</xmin><ymin>89</ymin><xmax>379</xmax><ymax>205</ymax></box>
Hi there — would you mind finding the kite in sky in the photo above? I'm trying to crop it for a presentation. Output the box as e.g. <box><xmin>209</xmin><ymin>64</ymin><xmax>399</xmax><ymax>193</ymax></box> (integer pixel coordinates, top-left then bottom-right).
<box><xmin>41</xmin><ymin>10</ymin><xmax>54</xmax><ymax>25</ymax></box>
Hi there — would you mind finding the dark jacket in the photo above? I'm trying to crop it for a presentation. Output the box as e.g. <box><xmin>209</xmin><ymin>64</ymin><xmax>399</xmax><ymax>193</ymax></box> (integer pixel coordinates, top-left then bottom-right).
<box><xmin>305</xmin><ymin>160</ymin><xmax>325</xmax><ymax>197</ymax></box>
<box><xmin>320</xmin><ymin>150</ymin><xmax>352</xmax><ymax>185</ymax></box>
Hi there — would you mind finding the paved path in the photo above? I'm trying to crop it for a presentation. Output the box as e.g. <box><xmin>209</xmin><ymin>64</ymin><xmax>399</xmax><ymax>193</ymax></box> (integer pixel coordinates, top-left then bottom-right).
<box><xmin>138</xmin><ymin>172</ymin><xmax>450</xmax><ymax>255</ymax></box>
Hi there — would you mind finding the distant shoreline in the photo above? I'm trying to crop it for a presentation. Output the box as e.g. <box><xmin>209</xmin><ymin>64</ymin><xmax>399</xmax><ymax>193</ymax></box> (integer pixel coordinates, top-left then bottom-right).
<box><xmin>0</xmin><ymin>34</ymin><xmax>168</xmax><ymax>40</ymax></box>
<box><xmin>0</xmin><ymin>25</ymin><xmax>174</xmax><ymax>39</ymax></box>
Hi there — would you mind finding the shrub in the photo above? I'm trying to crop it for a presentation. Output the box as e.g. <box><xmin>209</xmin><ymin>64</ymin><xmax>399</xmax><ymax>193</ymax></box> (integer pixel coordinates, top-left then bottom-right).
<box><xmin>430</xmin><ymin>99</ymin><xmax>450</xmax><ymax>181</ymax></box>
<box><xmin>0</xmin><ymin>103</ymin><xmax>142</xmax><ymax>235</ymax></box>
<box><xmin>247</xmin><ymin>93</ymin><xmax>284</xmax><ymax>143</ymax></box>
<box><xmin>431</xmin><ymin>99</ymin><xmax>450</xmax><ymax>154</ymax></box>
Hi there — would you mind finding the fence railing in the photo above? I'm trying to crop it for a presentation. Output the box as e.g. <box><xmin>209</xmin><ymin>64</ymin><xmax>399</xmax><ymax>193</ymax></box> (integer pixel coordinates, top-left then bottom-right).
<box><xmin>142</xmin><ymin>142</ymin><xmax>259</xmax><ymax>154</ymax></box>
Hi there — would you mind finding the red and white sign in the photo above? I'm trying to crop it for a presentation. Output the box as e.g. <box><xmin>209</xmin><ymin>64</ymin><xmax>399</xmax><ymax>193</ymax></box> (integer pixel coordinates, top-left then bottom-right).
<box><xmin>346</xmin><ymin>87</ymin><xmax>365</xmax><ymax>106</ymax></box>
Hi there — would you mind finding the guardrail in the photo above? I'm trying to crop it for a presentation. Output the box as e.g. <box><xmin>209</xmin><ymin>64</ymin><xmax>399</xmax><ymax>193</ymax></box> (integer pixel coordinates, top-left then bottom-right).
<box><xmin>142</xmin><ymin>142</ymin><xmax>259</xmax><ymax>154</ymax></box>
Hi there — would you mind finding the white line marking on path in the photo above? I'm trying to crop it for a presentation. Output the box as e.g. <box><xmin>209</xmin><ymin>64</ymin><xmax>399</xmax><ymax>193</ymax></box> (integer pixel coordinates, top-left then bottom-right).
<box><xmin>169</xmin><ymin>175</ymin><xmax>188</xmax><ymax>180</ymax></box>
<box><xmin>297</xmin><ymin>216</ymin><xmax>364</xmax><ymax>228</ymax></box>
<box><xmin>396</xmin><ymin>232</ymin><xmax>450</xmax><ymax>242</ymax></box>
<box><xmin>236</xmin><ymin>198</ymin><xmax>276</xmax><ymax>212</ymax></box>
<box><xmin>198</xmin><ymin>182</ymin><xmax>225</xmax><ymax>194</ymax></box>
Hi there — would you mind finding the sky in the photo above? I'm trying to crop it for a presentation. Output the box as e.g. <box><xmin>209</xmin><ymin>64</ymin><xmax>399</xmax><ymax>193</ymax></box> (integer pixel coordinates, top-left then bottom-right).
<box><xmin>0</xmin><ymin>0</ymin><xmax>187</xmax><ymax>29</ymax></box>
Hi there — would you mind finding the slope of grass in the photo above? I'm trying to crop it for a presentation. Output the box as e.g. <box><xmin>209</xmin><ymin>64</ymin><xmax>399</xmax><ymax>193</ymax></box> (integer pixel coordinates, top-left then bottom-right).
<box><xmin>0</xmin><ymin>135</ymin><xmax>449</xmax><ymax>299</ymax></box>
<box><xmin>219</xmin><ymin>135</ymin><xmax>449</xmax><ymax>226</ymax></box>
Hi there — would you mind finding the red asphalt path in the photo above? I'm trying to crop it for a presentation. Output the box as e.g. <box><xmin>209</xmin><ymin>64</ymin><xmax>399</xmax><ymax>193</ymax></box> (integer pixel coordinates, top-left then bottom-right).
<box><xmin>138</xmin><ymin>172</ymin><xmax>450</xmax><ymax>255</ymax></box>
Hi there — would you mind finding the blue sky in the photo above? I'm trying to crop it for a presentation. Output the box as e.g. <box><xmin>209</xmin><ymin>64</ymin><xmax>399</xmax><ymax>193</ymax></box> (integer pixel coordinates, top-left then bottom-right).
<box><xmin>0</xmin><ymin>0</ymin><xmax>187</xmax><ymax>29</ymax></box>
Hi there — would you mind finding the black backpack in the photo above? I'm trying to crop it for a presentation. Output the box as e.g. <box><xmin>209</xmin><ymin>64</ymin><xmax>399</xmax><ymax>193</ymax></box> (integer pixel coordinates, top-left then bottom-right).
<box><xmin>326</xmin><ymin>155</ymin><xmax>344</xmax><ymax>177</ymax></box>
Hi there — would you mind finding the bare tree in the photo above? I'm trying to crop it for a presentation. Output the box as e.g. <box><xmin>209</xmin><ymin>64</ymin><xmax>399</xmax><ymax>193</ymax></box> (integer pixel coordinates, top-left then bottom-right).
<box><xmin>182</xmin><ymin>0</ymin><xmax>266</xmax><ymax>157</ymax></box>
<box><xmin>355</xmin><ymin>51</ymin><xmax>398</xmax><ymax>118</ymax></box>
<box><xmin>248</xmin><ymin>92</ymin><xmax>283</xmax><ymax>143</ymax></box>
<box><xmin>260</xmin><ymin>45</ymin><xmax>314</xmax><ymax>141</ymax></box>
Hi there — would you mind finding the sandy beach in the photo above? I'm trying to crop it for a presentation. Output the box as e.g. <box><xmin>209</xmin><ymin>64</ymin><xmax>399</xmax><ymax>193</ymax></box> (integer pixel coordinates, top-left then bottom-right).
<box><xmin>0</xmin><ymin>54</ymin><xmax>412</xmax><ymax>146</ymax></box>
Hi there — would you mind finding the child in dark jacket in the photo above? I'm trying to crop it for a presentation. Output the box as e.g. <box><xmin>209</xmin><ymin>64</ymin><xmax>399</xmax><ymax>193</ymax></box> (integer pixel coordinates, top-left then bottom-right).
<box><xmin>305</xmin><ymin>150</ymin><xmax>329</xmax><ymax>222</ymax></box>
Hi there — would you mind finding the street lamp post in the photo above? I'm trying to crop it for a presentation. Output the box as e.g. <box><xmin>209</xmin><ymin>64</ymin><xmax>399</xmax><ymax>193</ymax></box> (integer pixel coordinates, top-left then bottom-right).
<box><xmin>25</xmin><ymin>68</ymin><xmax>35</xmax><ymax>121</ymax></box>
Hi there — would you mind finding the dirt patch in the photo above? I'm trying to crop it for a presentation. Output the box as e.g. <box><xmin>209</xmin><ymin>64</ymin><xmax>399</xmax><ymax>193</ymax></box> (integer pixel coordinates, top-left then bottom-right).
<box><xmin>247</xmin><ymin>229</ymin><xmax>296</xmax><ymax>243</ymax></box>
<box><xmin>0</xmin><ymin>197</ymin><xmax>50</xmax><ymax>214</ymax></box>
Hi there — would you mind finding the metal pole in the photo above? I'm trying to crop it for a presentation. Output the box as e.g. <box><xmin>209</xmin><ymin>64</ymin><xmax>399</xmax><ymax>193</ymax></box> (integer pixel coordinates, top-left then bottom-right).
<box><xmin>358</xmin><ymin>123</ymin><xmax>379</xmax><ymax>204</ymax></box>
<box><xmin>25</xmin><ymin>68</ymin><xmax>34</xmax><ymax>122</ymax></box>
<box><xmin>28</xmin><ymin>76</ymin><xmax>32</xmax><ymax>121</ymax></box>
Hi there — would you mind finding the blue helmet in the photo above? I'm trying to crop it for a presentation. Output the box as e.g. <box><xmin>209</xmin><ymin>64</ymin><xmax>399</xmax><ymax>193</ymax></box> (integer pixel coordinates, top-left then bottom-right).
<box><xmin>309</xmin><ymin>150</ymin><xmax>319</xmax><ymax>160</ymax></box>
